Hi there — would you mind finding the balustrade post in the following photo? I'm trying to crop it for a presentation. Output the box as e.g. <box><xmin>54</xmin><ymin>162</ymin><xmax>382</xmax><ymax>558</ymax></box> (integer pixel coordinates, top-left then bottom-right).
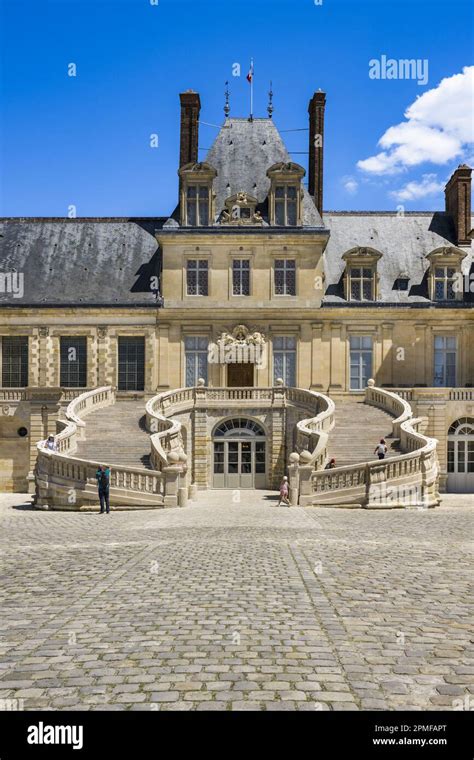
<box><xmin>288</xmin><ymin>453</ymin><xmax>300</xmax><ymax>506</ymax></box>
<box><xmin>298</xmin><ymin>464</ymin><xmax>314</xmax><ymax>507</ymax></box>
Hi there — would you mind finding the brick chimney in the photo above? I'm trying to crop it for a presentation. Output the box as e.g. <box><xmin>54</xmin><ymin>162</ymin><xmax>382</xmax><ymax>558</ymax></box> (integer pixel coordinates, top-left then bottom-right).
<box><xmin>179</xmin><ymin>90</ymin><xmax>201</xmax><ymax>168</ymax></box>
<box><xmin>445</xmin><ymin>164</ymin><xmax>472</xmax><ymax>245</ymax></box>
<box><xmin>308</xmin><ymin>90</ymin><xmax>326</xmax><ymax>216</ymax></box>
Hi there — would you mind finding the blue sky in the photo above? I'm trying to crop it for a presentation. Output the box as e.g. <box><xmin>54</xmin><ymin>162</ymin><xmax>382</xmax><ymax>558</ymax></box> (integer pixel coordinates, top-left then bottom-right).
<box><xmin>0</xmin><ymin>0</ymin><xmax>472</xmax><ymax>216</ymax></box>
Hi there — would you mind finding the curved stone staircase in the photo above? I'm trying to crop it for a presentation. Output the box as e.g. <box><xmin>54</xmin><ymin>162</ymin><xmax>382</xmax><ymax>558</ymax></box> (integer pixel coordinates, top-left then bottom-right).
<box><xmin>75</xmin><ymin>401</ymin><xmax>152</xmax><ymax>470</ymax></box>
<box><xmin>327</xmin><ymin>399</ymin><xmax>400</xmax><ymax>467</ymax></box>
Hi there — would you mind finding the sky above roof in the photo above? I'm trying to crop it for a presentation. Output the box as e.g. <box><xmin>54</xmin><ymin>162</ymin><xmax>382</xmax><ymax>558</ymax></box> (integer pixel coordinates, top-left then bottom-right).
<box><xmin>0</xmin><ymin>0</ymin><xmax>472</xmax><ymax>217</ymax></box>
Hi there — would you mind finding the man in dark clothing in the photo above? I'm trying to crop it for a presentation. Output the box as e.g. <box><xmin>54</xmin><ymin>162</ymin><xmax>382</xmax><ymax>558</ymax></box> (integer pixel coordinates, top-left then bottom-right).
<box><xmin>96</xmin><ymin>465</ymin><xmax>111</xmax><ymax>513</ymax></box>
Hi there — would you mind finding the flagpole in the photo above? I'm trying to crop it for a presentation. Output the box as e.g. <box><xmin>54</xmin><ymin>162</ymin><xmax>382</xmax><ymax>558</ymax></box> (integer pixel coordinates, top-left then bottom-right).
<box><xmin>250</xmin><ymin>58</ymin><xmax>253</xmax><ymax>120</ymax></box>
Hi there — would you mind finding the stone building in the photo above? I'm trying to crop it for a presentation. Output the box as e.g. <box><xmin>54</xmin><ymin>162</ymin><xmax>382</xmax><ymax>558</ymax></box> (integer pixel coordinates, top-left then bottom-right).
<box><xmin>0</xmin><ymin>89</ymin><xmax>472</xmax><ymax>505</ymax></box>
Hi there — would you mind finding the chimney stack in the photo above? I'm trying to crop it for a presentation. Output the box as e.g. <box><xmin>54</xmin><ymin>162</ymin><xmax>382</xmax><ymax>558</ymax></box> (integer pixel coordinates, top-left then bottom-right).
<box><xmin>445</xmin><ymin>164</ymin><xmax>472</xmax><ymax>246</ymax></box>
<box><xmin>308</xmin><ymin>90</ymin><xmax>326</xmax><ymax>216</ymax></box>
<box><xmin>179</xmin><ymin>90</ymin><xmax>201</xmax><ymax>168</ymax></box>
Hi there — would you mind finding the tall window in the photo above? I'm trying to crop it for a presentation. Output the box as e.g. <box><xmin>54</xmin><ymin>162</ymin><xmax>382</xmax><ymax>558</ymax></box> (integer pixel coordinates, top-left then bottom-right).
<box><xmin>60</xmin><ymin>337</ymin><xmax>87</xmax><ymax>388</ymax></box>
<box><xmin>434</xmin><ymin>336</ymin><xmax>456</xmax><ymax>386</ymax></box>
<box><xmin>275</xmin><ymin>185</ymin><xmax>298</xmax><ymax>226</ymax></box>
<box><xmin>350</xmin><ymin>267</ymin><xmax>374</xmax><ymax>301</ymax></box>
<box><xmin>185</xmin><ymin>336</ymin><xmax>208</xmax><ymax>387</ymax></box>
<box><xmin>434</xmin><ymin>267</ymin><xmax>456</xmax><ymax>301</ymax></box>
<box><xmin>187</xmin><ymin>260</ymin><xmax>208</xmax><ymax>296</ymax></box>
<box><xmin>2</xmin><ymin>336</ymin><xmax>28</xmax><ymax>387</ymax></box>
<box><xmin>274</xmin><ymin>259</ymin><xmax>296</xmax><ymax>296</ymax></box>
<box><xmin>118</xmin><ymin>337</ymin><xmax>145</xmax><ymax>391</ymax></box>
<box><xmin>350</xmin><ymin>336</ymin><xmax>372</xmax><ymax>390</ymax></box>
<box><xmin>186</xmin><ymin>185</ymin><xmax>209</xmax><ymax>226</ymax></box>
<box><xmin>232</xmin><ymin>260</ymin><xmax>250</xmax><ymax>296</ymax></box>
<box><xmin>273</xmin><ymin>336</ymin><xmax>296</xmax><ymax>386</ymax></box>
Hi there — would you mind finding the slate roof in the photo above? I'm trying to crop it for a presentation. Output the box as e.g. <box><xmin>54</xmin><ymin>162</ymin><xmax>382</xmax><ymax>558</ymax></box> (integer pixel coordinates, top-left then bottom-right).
<box><xmin>165</xmin><ymin>118</ymin><xmax>325</xmax><ymax>228</ymax></box>
<box><xmin>0</xmin><ymin>219</ymin><xmax>163</xmax><ymax>306</ymax></box>
<box><xmin>322</xmin><ymin>212</ymin><xmax>474</xmax><ymax>305</ymax></box>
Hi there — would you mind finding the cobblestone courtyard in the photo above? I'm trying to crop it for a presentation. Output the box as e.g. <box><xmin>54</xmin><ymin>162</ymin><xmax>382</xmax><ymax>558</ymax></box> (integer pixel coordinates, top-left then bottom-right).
<box><xmin>0</xmin><ymin>492</ymin><xmax>472</xmax><ymax>711</ymax></box>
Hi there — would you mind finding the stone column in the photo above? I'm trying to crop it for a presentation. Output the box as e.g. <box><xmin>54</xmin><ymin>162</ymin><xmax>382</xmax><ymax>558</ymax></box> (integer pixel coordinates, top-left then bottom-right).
<box><xmin>97</xmin><ymin>327</ymin><xmax>109</xmax><ymax>386</ymax></box>
<box><xmin>269</xmin><ymin>385</ymin><xmax>286</xmax><ymax>488</ymax></box>
<box><xmin>414</xmin><ymin>323</ymin><xmax>427</xmax><ymax>386</ymax></box>
<box><xmin>310</xmin><ymin>321</ymin><xmax>325</xmax><ymax>389</ymax></box>
<box><xmin>193</xmin><ymin>384</ymin><xmax>208</xmax><ymax>488</ymax></box>
<box><xmin>145</xmin><ymin>328</ymin><xmax>155</xmax><ymax>393</ymax></box>
<box><xmin>329</xmin><ymin>322</ymin><xmax>344</xmax><ymax>391</ymax></box>
<box><xmin>25</xmin><ymin>387</ymin><xmax>63</xmax><ymax>494</ymax></box>
<box><xmin>380</xmin><ymin>322</ymin><xmax>394</xmax><ymax>386</ymax></box>
<box><xmin>87</xmin><ymin>335</ymin><xmax>97</xmax><ymax>388</ymax></box>
<box><xmin>157</xmin><ymin>323</ymin><xmax>169</xmax><ymax>389</ymax></box>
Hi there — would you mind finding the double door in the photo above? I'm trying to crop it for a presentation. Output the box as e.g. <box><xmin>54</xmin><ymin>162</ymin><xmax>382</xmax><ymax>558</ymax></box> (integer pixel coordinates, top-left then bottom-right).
<box><xmin>213</xmin><ymin>439</ymin><xmax>266</xmax><ymax>489</ymax></box>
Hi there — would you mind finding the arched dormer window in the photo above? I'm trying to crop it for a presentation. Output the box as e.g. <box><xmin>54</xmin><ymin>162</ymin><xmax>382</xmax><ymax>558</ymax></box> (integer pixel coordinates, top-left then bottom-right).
<box><xmin>266</xmin><ymin>162</ymin><xmax>305</xmax><ymax>227</ymax></box>
<box><xmin>342</xmin><ymin>247</ymin><xmax>382</xmax><ymax>302</ymax></box>
<box><xmin>426</xmin><ymin>246</ymin><xmax>467</xmax><ymax>302</ymax></box>
<box><xmin>178</xmin><ymin>161</ymin><xmax>217</xmax><ymax>227</ymax></box>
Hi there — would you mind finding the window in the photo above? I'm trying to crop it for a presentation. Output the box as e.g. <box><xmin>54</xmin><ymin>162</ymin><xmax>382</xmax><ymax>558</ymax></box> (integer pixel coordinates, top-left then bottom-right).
<box><xmin>275</xmin><ymin>185</ymin><xmax>298</xmax><ymax>226</ymax></box>
<box><xmin>232</xmin><ymin>260</ymin><xmax>250</xmax><ymax>296</ymax></box>
<box><xmin>274</xmin><ymin>259</ymin><xmax>296</xmax><ymax>296</ymax></box>
<box><xmin>118</xmin><ymin>337</ymin><xmax>145</xmax><ymax>391</ymax></box>
<box><xmin>60</xmin><ymin>337</ymin><xmax>87</xmax><ymax>388</ymax></box>
<box><xmin>267</xmin><ymin>162</ymin><xmax>304</xmax><ymax>226</ymax></box>
<box><xmin>350</xmin><ymin>336</ymin><xmax>373</xmax><ymax>390</ymax></box>
<box><xmin>434</xmin><ymin>336</ymin><xmax>456</xmax><ymax>387</ymax></box>
<box><xmin>185</xmin><ymin>336</ymin><xmax>208</xmax><ymax>386</ymax></box>
<box><xmin>187</xmin><ymin>260</ymin><xmax>208</xmax><ymax>296</ymax></box>
<box><xmin>273</xmin><ymin>336</ymin><xmax>296</xmax><ymax>386</ymax></box>
<box><xmin>186</xmin><ymin>185</ymin><xmax>209</xmax><ymax>226</ymax></box>
<box><xmin>350</xmin><ymin>267</ymin><xmax>374</xmax><ymax>301</ymax></box>
<box><xmin>434</xmin><ymin>267</ymin><xmax>456</xmax><ymax>301</ymax></box>
<box><xmin>2</xmin><ymin>336</ymin><xmax>28</xmax><ymax>387</ymax></box>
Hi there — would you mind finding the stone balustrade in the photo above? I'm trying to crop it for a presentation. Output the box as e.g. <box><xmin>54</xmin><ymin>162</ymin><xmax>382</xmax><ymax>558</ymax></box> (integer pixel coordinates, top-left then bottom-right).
<box><xmin>296</xmin><ymin>381</ymin><xmax>440</xmax><ymax>508</ymax></box>
<box><xmin>35</xmin><ymin>386</ymin><xmax>167</xmax><ymax>509</ymax></box>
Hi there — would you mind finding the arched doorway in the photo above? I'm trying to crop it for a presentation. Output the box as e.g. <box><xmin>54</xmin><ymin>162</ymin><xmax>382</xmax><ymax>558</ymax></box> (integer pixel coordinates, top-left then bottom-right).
<box><xmin>212</xmin><ymin>417</ymin><xmax>266</xmax><ymax>489</ymax></box>
<box><xmin>447</xmin><ymin>417</ymin><xmax>474</xmax><ymax>494</ymax></box>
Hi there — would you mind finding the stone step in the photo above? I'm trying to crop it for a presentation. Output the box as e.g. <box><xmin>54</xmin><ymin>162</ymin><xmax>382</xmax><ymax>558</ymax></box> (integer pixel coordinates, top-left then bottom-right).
<box><xmin>327</xmin><ymin>400</ymin><xmax>397</xmax><ymax>468</ymax></box>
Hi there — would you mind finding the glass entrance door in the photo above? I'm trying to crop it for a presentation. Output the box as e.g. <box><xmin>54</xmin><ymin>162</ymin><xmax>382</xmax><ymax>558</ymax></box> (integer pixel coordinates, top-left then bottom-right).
<box><xmin>213</xmin><ymin>439</ymin><xmax>266</xmax><ymax>489</ymax></box>
<box><xmin>447</xmin><ymin>419</ymin><xmax>474</xmax><ymax>493</ymax></box>
<box><xmin>212</xmin><ymin>418</ymin><xmax>266</xmax><ymax>489</ymax></box>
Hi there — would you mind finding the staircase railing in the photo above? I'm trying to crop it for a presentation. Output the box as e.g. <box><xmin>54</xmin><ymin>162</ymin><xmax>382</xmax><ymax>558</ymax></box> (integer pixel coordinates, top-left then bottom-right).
<box><xmin>35</xmin><ymin>386</ymin><xmax>170</xmax><ymax>509</ymax></box>
<box><xmin>296</xmin><ymin>380</ymin><xmax>440</xmax><ymax>508</ymax></box>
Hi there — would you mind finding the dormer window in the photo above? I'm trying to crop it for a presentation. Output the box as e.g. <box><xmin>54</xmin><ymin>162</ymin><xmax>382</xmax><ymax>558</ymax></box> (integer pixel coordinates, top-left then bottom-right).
<box><xmin>349</xmin><ymin>267</ymin><xmax>374</xmax><ymax>301</ymax></box>
<box><xmin>178</xmin><ymin>162</ymin><xmax>217</xmax><ymax>227</ymax></box>
<box><xmin>426</xmin><ymin>247</ymin><xmax>467</xmax><ymax>302</ymax></box>
<box><xmin>434</xmin><ymin>266</ymin><xmax>456</xmax><ymax>300</ymax></box>
<box><xmin>187</xmin><ymin>185</ymin><xmax>209</xmax><ymax>226</ymax></box>
<box><xmin>342</xmin><ymin>247</ymin><xmax>382</xmax><ymax>302</ymax></box>
<box><xmin>275</xmin><ymin>185</ymin><xmax>297</xmax><ymax>226</ymax></box>
<box><xmin>267</xmin><ymin>162</ymin><xmax>305</xmax><ymax>227</ymax></box>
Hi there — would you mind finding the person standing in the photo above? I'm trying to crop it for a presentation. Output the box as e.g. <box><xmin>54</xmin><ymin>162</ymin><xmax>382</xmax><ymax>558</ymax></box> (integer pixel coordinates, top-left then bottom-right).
<box><xmin>278</xmin><ymin>475</ymin><xmax>290</xmax><ymax>507</ymax></box>
<box><xmin>374</xmin><ymin>439</ymin><xmax>388</xmax><ymax>460</ymax></box>
<box><xmin>96</xmin><ymin>465</ymin><xmax>111</xmax><ymax>513</ymax></box>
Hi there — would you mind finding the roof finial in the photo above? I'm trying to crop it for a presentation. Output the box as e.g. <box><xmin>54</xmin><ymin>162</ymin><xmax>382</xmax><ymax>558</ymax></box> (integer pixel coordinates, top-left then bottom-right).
<box><xmin>267</xmin><ymin>81</ymin><xmax>274</xmax><ymax>118</ymax></box>
<box><xmin>224</xmin><ymin>81</ymin><xmax>230</xmax><ymax>117</ymax></box>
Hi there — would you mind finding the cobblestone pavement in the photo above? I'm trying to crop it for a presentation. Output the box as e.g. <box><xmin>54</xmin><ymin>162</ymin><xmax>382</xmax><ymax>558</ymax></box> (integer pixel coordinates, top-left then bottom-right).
<box><xmin>0</xmin><ymin>491</ymin><xmax>472</xmax><ymax>711</ymax></box>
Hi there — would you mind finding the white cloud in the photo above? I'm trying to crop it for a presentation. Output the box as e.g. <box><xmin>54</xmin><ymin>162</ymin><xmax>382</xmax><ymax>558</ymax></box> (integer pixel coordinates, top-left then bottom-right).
<box><xmin>389</xmin><ymin>173</ymin><xmax>445</xmax><ymax>202</ymax></box>
<box><xmin>342</xmin><ymin>175</ymin><xmax>358</xmax><ymax>194</ymax></box>
<box><xmin>357</xmin><ymin>66</ymin><xmax>474</xmax><ymax>175</ymax></box>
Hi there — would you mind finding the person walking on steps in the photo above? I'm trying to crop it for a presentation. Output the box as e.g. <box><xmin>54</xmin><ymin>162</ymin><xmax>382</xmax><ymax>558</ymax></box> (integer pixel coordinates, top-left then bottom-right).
<box><xmin>278</xmin><ymin>476</ymin><xmax>290</xmax><ymax>507</ymax></box>
<box><xmin>374</xmin><ymin>439</ymin><xmax>388</xmax><ymax>460</ymax></box>
<box><xmin>96</xmin><ymin>465</ymin><xmax>111</xmax><ymax>513</ymax></box>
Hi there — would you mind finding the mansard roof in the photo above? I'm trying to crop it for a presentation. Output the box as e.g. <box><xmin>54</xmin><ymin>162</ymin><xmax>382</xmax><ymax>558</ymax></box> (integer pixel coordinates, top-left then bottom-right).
<box><xmin>203</xmin><ymin>118</ymin><xmax>324</xmax><ymax>227</ymax></box>
<box><xmin>0</xmin><ymin>219</ymin><xmax>163</xmax><ymax>306</ymax></box>
<box><xmin>322</xmin><ymin>211</ymin><xmax>474</xmax><ymax>305</ymax></box>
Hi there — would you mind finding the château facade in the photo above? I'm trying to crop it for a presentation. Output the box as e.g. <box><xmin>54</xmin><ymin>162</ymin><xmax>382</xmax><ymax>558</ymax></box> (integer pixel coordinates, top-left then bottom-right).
<box><xmin>0</xmin><ymin>89</ymin><xmax>472</xmax><ymax>504</ymax></box>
